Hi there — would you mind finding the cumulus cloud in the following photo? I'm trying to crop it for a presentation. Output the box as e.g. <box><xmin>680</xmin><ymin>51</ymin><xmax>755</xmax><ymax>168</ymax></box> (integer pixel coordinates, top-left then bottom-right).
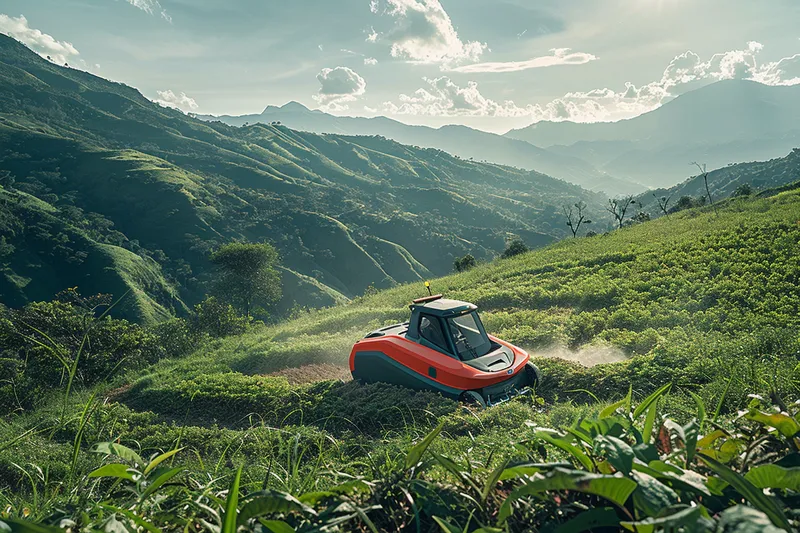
<box><xmin>383</xmin><ymin>77</ymin><xmax>531</xmax><ymax>117</ymax></box>
<box><xmin>450</xmin><ymin>48</ymin><xmax>597</xmax><ymax>74</ymax></box>
<box><xmin>125</xmin><ymin>0</ymin><xmax>171</xmax><ymax>23</ymax></box>
<box><xmin>313</xmin><ymin>66</ymin><xmax>367</xmax><ymax>111</ymax></box>
<box><xmin>0</xmin><ymin>14</ymin><xmax>80</xmax><ymax>65</ymax></box>
<box><xmin>370</xmin><ymin>0</ymin><xmax>486</xmax><ymax>67</ymax></box>
<box><xmin>383</xmin><ymin>42</ymin><xmax>800</xmax><ymax>123</ymax></box>
<box><xmin>364</xmin><ymin>57</ymin><xmax>378</xmax><ymax>66</ymax></box>
<box><xmin>154</xmin><ymin>90</ymin><xmax>199</xmax><ymax>112</ymax></box>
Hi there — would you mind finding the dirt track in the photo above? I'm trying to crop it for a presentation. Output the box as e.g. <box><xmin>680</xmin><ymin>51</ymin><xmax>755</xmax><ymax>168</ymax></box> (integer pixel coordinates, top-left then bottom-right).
<box><xmin>266</xmin><ymin>364</ymin><xmax>352</xmax><ymax>385</ymax></box>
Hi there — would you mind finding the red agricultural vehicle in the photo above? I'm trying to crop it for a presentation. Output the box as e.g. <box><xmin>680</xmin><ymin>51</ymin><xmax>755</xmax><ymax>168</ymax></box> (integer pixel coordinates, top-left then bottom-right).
<box><xmin>349</xmin><ymin>292</ymin><xmax>540</xmax><ymax>407</ymax></box>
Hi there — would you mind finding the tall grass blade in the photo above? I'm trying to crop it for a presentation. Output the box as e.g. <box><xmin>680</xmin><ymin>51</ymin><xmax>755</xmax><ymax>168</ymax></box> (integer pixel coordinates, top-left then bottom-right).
<box><xmin>222</xmin><ymin>466</ymin><xmax>242</xmax><ymax>533</ymax></box>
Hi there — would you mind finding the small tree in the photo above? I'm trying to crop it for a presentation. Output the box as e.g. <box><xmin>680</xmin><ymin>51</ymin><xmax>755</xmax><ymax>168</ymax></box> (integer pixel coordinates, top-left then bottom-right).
<box><xmin>691</xmin><ymin>162</ymin><xmax>716</xmax><ymax>214</ymax></box>
<box><xmin>653</xmin><ymin>192</ymin><xmax>672</xmax><ymax>217</ymax></box>
<box><xmin>454</xmin><ymin>254</ymin><xmax>477</xmax><ymax>272</ymax></box>
<box><xmin>605</xmin><ymin>196</ymin><xmax>637</xmax><ymax>229</ymax></box>
<box><xmin>502</xmin><ymin>239</ymin><xmax>528</xmax><ymax>259</ymax></box>
<box><xmin>563</xmin><ymin>201</ymin><xmax>592</xmax><ymax>238</ymax></box>
<box><xmin>733</xmin><ymin>183</ymin><xmax>753</xmax><ymax>197</ymax></box>
<box><xmin>209</xmin><ymin>242</ymin><xmax>281</xmax><ymax>318</ymax></box>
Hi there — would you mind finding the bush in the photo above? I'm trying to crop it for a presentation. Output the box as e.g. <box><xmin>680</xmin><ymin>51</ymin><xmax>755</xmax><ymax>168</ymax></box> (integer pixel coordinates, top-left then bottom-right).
<box><xmin>501</xmin><ymin>238</ymin><xmax>528</xmax><ymax>259</ymax></box>
<box><xmin>453</xmin><ymin>254</ymin><xmax>477</xmax><ymax>272</ymax></box>
<box><xmin>190</xmin><ymin>296</ymin><xmax>249</xmax><ymax>338</ymax></box>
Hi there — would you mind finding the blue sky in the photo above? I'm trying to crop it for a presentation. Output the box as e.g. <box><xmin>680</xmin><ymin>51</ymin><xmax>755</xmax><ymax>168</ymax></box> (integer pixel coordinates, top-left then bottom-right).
<box><xmin>2</xmin><ymin>0</ymin><xmax>799</xmax><ymax>133</ymax></box>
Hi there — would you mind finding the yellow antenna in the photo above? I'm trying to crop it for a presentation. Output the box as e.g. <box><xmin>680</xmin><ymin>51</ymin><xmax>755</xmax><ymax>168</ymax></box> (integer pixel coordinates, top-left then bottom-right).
<box><xmin>424</xmin><ymin>280</ymin><xmax>432</xmax><ymax>296</ymax></box>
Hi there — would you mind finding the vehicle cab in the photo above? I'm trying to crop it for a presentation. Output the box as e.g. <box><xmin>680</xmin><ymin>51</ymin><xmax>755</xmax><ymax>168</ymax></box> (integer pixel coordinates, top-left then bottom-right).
<box><xmin>406</xmin><ymin>295</ymin><xmax>516</xmax><ymax>372</ymax></box>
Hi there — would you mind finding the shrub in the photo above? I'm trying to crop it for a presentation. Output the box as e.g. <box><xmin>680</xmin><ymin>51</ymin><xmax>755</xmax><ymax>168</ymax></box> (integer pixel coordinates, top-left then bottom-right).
<box><xmin>453</xmin><ymin>254</ymin><xmax>477</xmax><ymax>272</ymax></box>
<box><xmin>501</xmin><ymin>238</ymin><xmax>528</xmax><ymax>259</ymax></box>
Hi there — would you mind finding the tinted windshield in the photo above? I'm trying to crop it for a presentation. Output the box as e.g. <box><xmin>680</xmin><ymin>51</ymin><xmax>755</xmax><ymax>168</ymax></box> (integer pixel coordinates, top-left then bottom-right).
<box><xmin>447</xmin><ymin>311</ymin><xmax>492</xmax><ymax>360</ymax></box>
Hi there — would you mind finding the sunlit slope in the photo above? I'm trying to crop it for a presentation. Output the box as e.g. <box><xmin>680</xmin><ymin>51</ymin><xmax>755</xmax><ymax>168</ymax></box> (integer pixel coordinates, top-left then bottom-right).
<box><xmin>139</xmin><ymin>187</ymin><xmax>800</xmax><ymax>398</ymax></box>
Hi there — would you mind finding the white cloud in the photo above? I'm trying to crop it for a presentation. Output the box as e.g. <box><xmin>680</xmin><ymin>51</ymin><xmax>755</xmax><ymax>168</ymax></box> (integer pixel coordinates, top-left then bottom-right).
<box><xmin>385</xmin><ymin>42</ymin><xmax>800</xmax><ymax>123</ymax></box>
<box><xmin>450</xmin><ymin>48</ymin><xmax>597</xmax><ymax>74</ymax></box>
<box><xmin>154</xmin><ymin>90</ymin><xmax>199</xmax><ymax>112</ymax></box>
<box><xmin>383</xmin><ymin>77</ymin><xmax>531</xmax><ymax>117</ymax></box>
<box><xmin>371</xmin><ymin>0</ymin><xmax>486</xmax><ymax>67</ymax></box>
<box><xmin>313</xmin><ymin>66</ymin><xmax>367</xmax><ymax>111</ymax></box>
<box><xmin>124</xmin><ymin>0</ymin><xmax>171</xmax><ymax>23</ymax></box>
<box><xmin>364</xmin><ymin>106</ymin><xmax>378</xmax><ymax>113</ymax></box>
<box><xmin>0</xmin><ymin>14</ymin><xmax>80</xmax><ymax>65</ymax></box>
<box><xmin>364</xmin><ymin>57</ymin><xmax>378</xmax><ymax>66</ymax></box>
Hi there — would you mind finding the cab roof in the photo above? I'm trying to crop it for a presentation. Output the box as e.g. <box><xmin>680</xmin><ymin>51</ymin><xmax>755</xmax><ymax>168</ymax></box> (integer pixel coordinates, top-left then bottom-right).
<box><xmin>410</xmin><ymin>298</ymin><xmax>477</xmax><ymax>318</ymax></box>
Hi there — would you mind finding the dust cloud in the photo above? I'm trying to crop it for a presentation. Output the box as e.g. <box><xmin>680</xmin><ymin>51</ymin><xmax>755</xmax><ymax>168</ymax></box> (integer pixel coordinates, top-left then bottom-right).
<box><xmin>529</xmin><ymin>344</ymin><xmax>629</xmax><ymax>367</ymax></box>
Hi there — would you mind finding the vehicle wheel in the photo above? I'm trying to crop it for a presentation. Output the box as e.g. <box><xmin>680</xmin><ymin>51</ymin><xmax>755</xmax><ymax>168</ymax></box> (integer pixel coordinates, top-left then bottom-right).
<box><xmin>525</xmin><ymin>362</ymin><xmax>541</xmax><ymax>389</ymax></box>
<box><xmin>460</xmin><ymin>390</ymin><xmax>487</xmax><ymax>409</ymax></box>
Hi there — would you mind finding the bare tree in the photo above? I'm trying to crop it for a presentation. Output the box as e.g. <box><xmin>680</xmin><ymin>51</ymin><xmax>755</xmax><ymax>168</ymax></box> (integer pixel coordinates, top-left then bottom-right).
<box><xmin>606</xmin><ymin>196</ymin><xmax>637</xmax><ymax>229</ymax></box>
<box><xmin>653</xmin><ymin>192</ymin><xmax>673</xmax><ymax>217</ymax></box>
<box><xmin>691</xmin><ymin>162</ymin><xmax>717</xmax><ymax>214</ymax></box>
<box><xmin>563</xmin><ymin>200</ymin><xmax>592</xmax><ymax>237</ymax></box>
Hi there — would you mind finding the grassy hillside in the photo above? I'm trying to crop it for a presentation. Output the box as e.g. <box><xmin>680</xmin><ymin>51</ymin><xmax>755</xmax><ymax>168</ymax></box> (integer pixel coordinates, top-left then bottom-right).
<box><xmin>639</xmin><ymin>148</ymin><xmax>800</xmax><ymax>213</ymax></box>
<box><xmin>2</xmin><ymin>187</ymin><xmax>799</xmax><ymax>530</ymax></box>
<box><xmin>0</xmin><ymin>34</ymin><xmax>607</xmax><ymax>321</ymax></box>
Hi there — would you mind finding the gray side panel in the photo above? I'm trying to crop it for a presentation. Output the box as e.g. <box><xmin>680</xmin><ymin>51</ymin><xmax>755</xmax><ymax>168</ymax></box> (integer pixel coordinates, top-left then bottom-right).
<box><xmin>352</xmin><ymin>350</ymin><xmax>463</xmax><ymax>399</ymax></box>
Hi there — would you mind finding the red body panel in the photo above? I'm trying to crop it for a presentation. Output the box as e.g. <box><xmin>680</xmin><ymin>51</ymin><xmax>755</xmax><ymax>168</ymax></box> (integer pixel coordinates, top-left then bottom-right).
<box><xmin>349</xmin><ymin>334</ymin><xmax>529</xmax><ymax>391</ymax></box>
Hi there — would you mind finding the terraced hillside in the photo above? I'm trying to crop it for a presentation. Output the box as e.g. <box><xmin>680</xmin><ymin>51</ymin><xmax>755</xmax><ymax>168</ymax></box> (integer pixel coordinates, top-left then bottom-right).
<box><xmin>0</xmin><ymin>34</ymin><xmax>606</xmax><ymax>321</ymax></box>
<box><xmin>2</xmin><ymin>184</ymin><xmax>799</xmax><ymax>530</ymax></box>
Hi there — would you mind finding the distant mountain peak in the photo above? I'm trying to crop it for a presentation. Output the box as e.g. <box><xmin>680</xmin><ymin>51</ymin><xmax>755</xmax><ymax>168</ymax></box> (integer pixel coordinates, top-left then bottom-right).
<box><xmin>281</xmin><ymin>101</ymin><xmax>310</xmax><ymax>111</ymax></box>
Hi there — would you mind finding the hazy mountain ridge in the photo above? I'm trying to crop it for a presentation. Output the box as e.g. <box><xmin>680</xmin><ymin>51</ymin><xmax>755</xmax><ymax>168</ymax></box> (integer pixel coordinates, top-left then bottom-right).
<box><xmin>0</xmin><ymin>34</ymin><xmax>607</xmax><ymax>321</ymax></box>
<box><xmin>197</xmin><ymin>103</ymin><xmax>646</xmax><ymax>196</ymax></box>
<box><xmin>506</xmin><ymin>80</ymin><xmax>800</xmax><ymax>188</ymax></box>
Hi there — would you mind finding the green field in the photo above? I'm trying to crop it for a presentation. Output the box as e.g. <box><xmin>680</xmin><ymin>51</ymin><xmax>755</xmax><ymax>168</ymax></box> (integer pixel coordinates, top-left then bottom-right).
<box><xmin>2</xmin><ymin>186</ymin><xmax>800</xmax><ymax>531</ymax></box>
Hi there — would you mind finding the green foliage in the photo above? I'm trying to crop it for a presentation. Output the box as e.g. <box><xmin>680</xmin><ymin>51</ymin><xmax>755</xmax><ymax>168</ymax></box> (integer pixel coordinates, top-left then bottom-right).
<box><xmin>191</xmin><ymin>296</ymin><xmax>250</xmax><ymax>338</ymax></box>
<box><xmin>453</xmin><ymin>254</ymin><xmax>477</xmax><ymax>272</ymax></box>
<box><xmin>501</xmin><ymin>239</ymin><xmax>528</xmax><ymax>259</ymax></box>
<box><xmin>210</xmin><ymin>243</ymin><xmax>282</xmax><ymax>318</ymax></box>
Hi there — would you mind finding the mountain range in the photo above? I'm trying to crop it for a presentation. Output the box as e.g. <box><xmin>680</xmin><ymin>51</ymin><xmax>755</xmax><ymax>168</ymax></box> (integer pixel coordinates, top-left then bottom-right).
<box><xmin>507</xmin><ymin>80</ymin><xmax>800</xmax><ymax>188</ymax></box>
<box><xmin>197</xmin><ymin>104</ymin><xmax>646</xmax><ymax>196</ymax></box>
<box><xmin>0</xmin><ymin>34</ymin><xmax>607</xmax><ymax>322</ymax></box>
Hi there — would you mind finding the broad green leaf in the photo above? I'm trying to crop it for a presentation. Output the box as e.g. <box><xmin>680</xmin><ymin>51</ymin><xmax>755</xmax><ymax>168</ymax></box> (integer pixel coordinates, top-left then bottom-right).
<box><xmin>631</xmin><ymin>461</ymin><xmax>710</xmax><ymax>497</ymax></box>
<box><xmin>600</xmin><ymin>385</ymin><xmax>631</xmax><ymax>418</ymax></box>
<box><xmin>432</xmin><ymin>516</ymin><xmax>461</xmax><ymax>533</ymax></box>
<box><xmin>0</xmin><ymin>519</ymin><xmax>63</xmax><ymax>533</ymax></box>
<box><xmin>99</xmin><ymin>504</ymin><xmax>162</xmax><ymax>533</ymax></box>
<box><xmin>405</xmin><ymin>422</ymin><xmax>443</xmax><ymax>470</ymax></box>
<box><xmin>699</xmin><ymin>437</ymin><xmax>742</xmax><ymax>464</ymax></box>
<box><xmin>689</xmin><ymin>392</ymin><xmax>707</xmax><ymax>431</ymax></box>
<box><xmin>697</xmin><ymin>429</ymin><xmax>728</xmax><ymax>449</ymax></box>
<box><xmin>715</xmin><ymin>506</ymin><xmax>784</xmax><ymax>533</ymax></box>
<box><xmin>621</xmin><ymin>505</ymin><xmax>704</xmax><ymax>533</ymax></box>
<box><xmin>328</xmin><ymin>479</ymin><xmax>371</xmax><ymax>496</ymax></box>
<box><xmin>144</xmin><ymin>448</ymin><xmax>183</xmax><ymax>476</ymax></box>
<box><xmin>684</xmin><ymin>419</ymin><xmax>699</xmax><ymax>466</ymax></box>
<box><xmin>698</xmin><ymin>454</ymin><xmax>791</xmax><ymax>530</ymax></box>
<box><xmin>588</xmin><ymin>416</ymin><xmax>630</xmax><ymax>438</ymax></box>
<box><xmin>498</xmin><ymin>462</ymin><xmax>565</xmax><ymax>481</ymax></box>
<box><xmin>259</xmin><ymin>520</ymin><xmax>296</xmax><ymax>533</ymax></box>
<box><xmin>238</xmin><ymin>490</ymin><xmax>316</xmax><ymax>525</ymax></box>
<box><xmin>222</xmin><ymin>466</ymin><xmax>242</xmax><ymax>533</ymax></box>
<box><xmin>633</xmin><ymin>383</ymin><xmax>672</xmax><ymax>419</ymax></box>
<box><xmin>642</xmin><ymin>400</ymin><xmax>659</xmax><ymax>444</ymax></box>
<box><xmin>92</xmin><ymin>442</ymin><xmax>144</xmax><ymax>468</ymax></box>
<box><xmin>593</xmin><ymin>435</ymin><xmax>634</xmax><ymax>475</ymax></box>
<box><xmin>554</xmin><ymin>507</ymin><xmax>620</xmax><ymax>533</ymax></box>
<box><xmin>431</xmin><ymin>452</ymin><xmax>479</xmax><ymax>493</ymax></box>
<box><xmin>631</xmin><ymin>471</ymin><xmax>678</xmax><ymax>518</ymax></box>
<box><xmin>745</xmin><ymin>464</ymin><xmax>800</xmax><ymax>491</ymax></box>
<box><xmin>498</xmin><ymin>468</ymin><xmax>637</xmax><ymax>523</ymax></box>
<box><xmin>140</xmin><ymin>467</ymin><xmax>184</xmax><ymax>500</ymax></box>
<box><xmin>88</xmin><ymin>463</ymin><xmax>135</xmax><ymax>481</ymax></box>
<box><xmin>481</xmin><ymin>458</ymin><xmax>509</xmax><ymax>502</ymax></box>
<box><xmin>746</xmin><ymin>409</ymin><xmax>800</xmax><ymax>438</ymax></box>
<box><xmin>535</xmin><ymin>431</ymin><xmax>594</xmax><ymax>472</ymax></box>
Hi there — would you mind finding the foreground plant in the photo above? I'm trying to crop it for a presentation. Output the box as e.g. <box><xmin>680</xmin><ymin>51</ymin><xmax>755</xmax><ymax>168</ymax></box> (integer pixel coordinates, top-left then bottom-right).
<box><xmin>2</xmin><ymin>388</ymin><xmax>799</xmax><ymax>532</ymax></box>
